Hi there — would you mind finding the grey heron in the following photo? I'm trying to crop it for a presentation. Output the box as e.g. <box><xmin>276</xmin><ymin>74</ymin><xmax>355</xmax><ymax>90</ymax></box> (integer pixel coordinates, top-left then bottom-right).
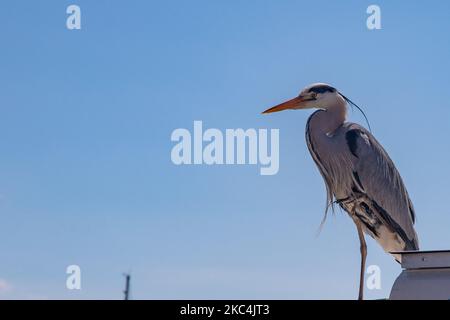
<box><xmin>262</xmin><ymin>83</ymin><xmax>419</xmax><ymax>300</ymax></box>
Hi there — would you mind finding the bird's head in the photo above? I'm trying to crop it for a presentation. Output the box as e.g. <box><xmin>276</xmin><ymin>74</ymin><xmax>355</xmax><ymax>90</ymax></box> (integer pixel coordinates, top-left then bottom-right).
<box><xmin>262</xmin><ymin>83</ymin><xmax>345</xmax><ymax>113</ymax></box>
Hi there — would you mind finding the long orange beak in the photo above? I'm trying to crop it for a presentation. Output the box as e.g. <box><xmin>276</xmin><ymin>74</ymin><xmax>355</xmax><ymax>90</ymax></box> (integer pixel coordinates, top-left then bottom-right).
<box><xmin>262</xmin><ymin>96</ymin><xmax>306</xmax><ymax>114</ymax></box>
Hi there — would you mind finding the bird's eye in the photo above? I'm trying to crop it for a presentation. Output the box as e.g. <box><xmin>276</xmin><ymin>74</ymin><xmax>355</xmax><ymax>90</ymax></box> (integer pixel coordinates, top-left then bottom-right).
<box><xmin>311</xmin><ymin>92</ymin><xmax>317</xmax><ymax>99</ymax></box>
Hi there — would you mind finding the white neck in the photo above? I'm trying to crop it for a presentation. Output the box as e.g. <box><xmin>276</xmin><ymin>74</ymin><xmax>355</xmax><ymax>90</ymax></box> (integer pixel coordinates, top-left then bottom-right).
<box><xmin>309</xmin><ymin>96</ymin><xmax>347</xmax><ymax>135</ymax></box>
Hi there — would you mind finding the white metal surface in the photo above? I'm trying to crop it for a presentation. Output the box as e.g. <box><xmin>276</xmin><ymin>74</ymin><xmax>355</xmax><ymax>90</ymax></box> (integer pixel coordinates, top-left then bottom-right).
<box><xmin>389</xmin><ymin>250</ymin><xmax>450</xmax><ymax>300</ymax></box>
<box><xmin>393</xmin><ymin>250</ymin><xmax>450</xmax><ymax>269</ymax></box>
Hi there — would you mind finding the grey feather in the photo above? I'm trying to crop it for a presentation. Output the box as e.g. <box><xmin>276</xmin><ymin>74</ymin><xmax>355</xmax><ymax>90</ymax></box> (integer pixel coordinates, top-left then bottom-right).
<box><xmin>306</xmin><ymin>111</ymin><xmax>419</xmax><ymax>255</ymax></box>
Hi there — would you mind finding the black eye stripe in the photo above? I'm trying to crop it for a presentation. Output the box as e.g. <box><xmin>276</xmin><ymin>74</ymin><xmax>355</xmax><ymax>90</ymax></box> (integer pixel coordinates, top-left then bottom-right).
<box><xmin>308</xmin><ymin>85</ymin><xmax>336</xmax><ymax>94</ymax></box>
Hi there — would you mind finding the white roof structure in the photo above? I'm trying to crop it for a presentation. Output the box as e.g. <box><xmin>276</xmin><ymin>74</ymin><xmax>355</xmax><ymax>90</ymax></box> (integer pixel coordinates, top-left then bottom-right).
<box><xmin>390</xmin><ymin>250</ymin><xmax>450</xmax><ymax>300</ymax></box>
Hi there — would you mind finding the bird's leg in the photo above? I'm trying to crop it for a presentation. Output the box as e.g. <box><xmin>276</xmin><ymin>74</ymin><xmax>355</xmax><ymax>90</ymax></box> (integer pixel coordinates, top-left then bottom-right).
<box><xmin>355</xmin><ymin>219</ymin><xmax>367</xmax><ymax>300</ymax></box>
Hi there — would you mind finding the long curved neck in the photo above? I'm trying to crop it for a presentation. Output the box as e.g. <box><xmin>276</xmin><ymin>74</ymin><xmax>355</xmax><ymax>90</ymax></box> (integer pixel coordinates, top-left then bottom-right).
<box><xmin>308</xmin><ymin>97</ymin><xmax>347</xmax><ymax>135</ymax></box>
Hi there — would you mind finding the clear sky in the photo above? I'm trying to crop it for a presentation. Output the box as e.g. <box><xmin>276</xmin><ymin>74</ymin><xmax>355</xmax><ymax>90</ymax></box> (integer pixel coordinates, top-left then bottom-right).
<box><xmin>1</xmin><ymin>0</ymin><xmax>450</xmax><ymax>299</ymax></box>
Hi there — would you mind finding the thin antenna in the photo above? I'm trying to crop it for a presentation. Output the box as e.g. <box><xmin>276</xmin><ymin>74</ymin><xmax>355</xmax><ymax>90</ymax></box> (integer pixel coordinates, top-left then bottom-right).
<box><xmin>123</xmin><ymin>273</ymin><xmax>131</xmax><ymax>300</ymax></box>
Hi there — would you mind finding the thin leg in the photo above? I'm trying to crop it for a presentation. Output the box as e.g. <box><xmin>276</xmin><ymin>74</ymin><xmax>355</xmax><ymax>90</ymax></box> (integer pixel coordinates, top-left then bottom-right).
<box><xmin>355</xmin><ymin>220</ymin><xmax>367</xmax><ymax>300</ymax></box>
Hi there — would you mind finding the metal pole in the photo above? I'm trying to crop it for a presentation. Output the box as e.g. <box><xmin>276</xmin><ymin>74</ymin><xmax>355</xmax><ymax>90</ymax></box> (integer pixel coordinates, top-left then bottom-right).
<box><xmin>123</xmin><ymin>273</ymin><xmax>131</xmax><ymax>300</ymax></box>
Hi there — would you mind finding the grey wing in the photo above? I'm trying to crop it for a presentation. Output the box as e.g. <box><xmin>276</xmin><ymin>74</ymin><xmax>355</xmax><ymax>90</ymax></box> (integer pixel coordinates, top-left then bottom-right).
<box><xmin>346</xmin><ymin>123</ymin><xmax>419</xmax><ymax>250</ymax></box>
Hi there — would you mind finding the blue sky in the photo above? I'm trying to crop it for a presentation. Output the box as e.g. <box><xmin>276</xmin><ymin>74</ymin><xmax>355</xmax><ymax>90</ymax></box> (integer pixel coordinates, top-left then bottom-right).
<box><xmin>1</xmin><ymin>0</ymin><xmax>450</xmax><ymax>299</ymax></box>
